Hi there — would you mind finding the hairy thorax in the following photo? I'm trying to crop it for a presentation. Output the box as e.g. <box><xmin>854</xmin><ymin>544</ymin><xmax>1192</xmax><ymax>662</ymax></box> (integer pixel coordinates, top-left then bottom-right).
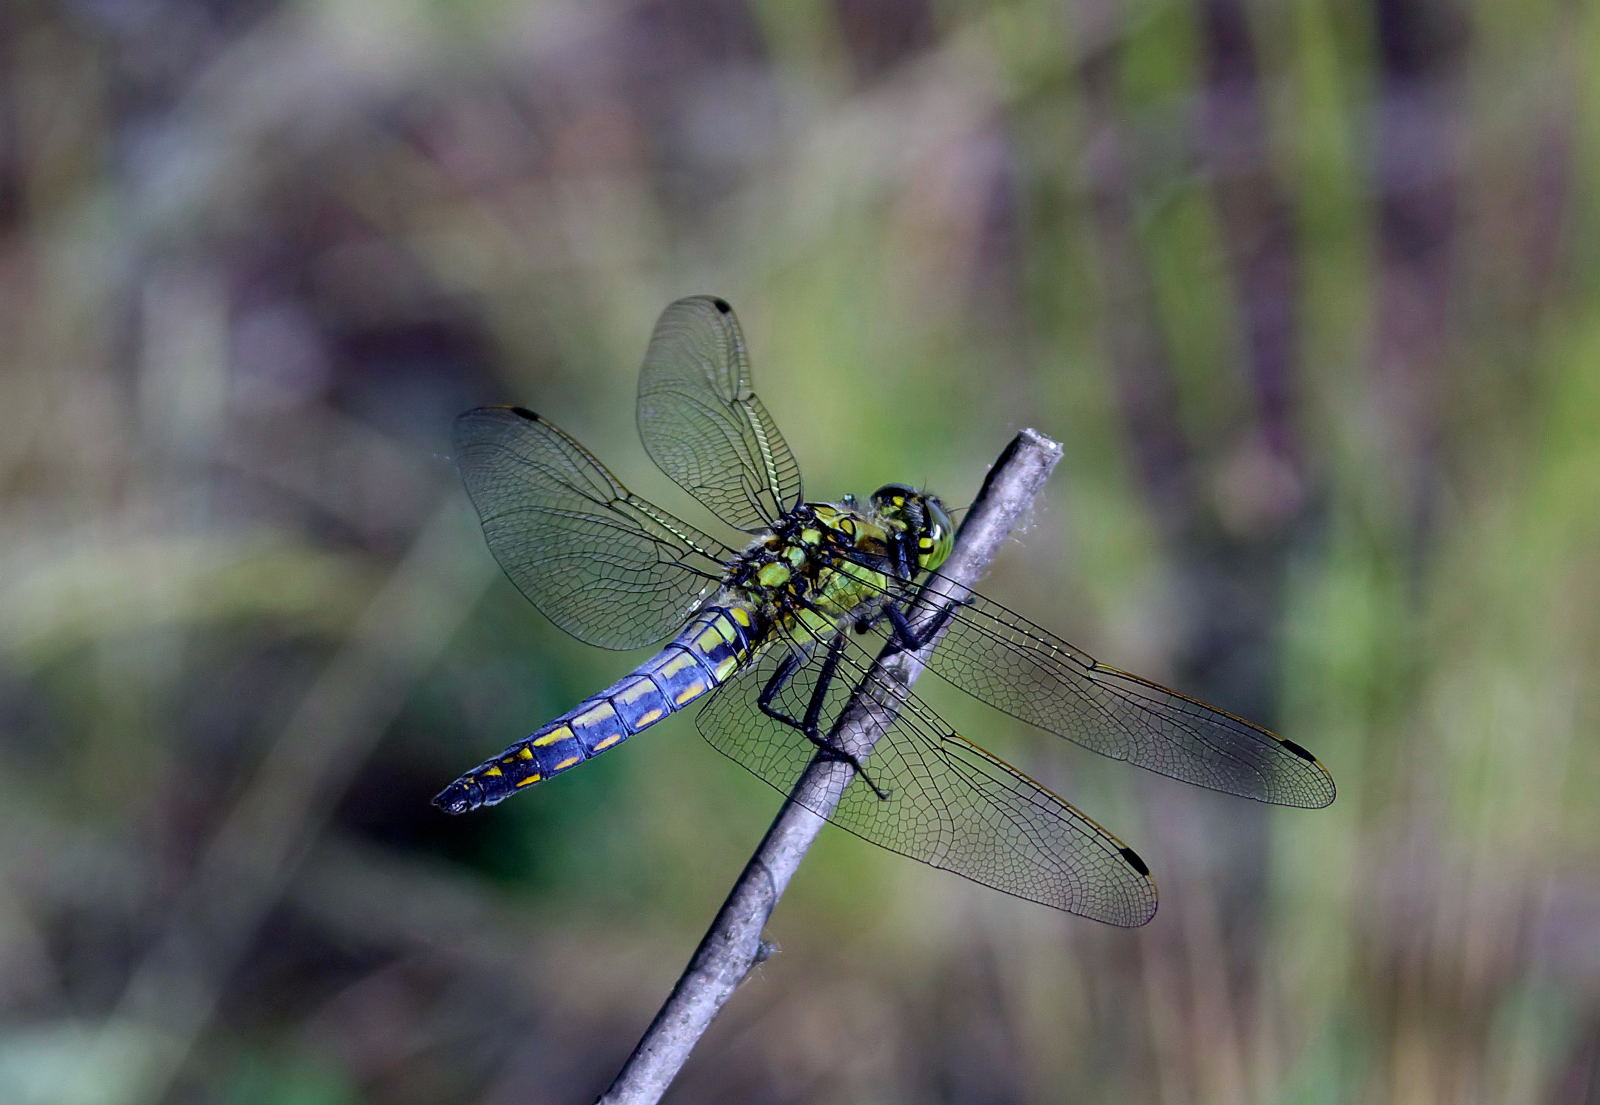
<box><xmin>720</xmin><ymin>502</ymin><xmax>896</xmax><ymax>642</ymax></box>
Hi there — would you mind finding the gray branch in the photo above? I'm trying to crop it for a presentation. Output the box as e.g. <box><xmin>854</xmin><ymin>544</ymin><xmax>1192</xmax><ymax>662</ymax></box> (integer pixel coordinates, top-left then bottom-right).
<box><xmin>597</xmin><ymin>429</ymin><xmax>1064</xmax><ymax>1105</ymax></box>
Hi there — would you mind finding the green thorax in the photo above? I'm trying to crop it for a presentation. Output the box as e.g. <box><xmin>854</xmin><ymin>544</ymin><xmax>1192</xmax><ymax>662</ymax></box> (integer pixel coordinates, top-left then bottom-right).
<box><xmin>720</xmin><ymin>491</ymin><xmax>953</xmax><ymax>643</ymax></box>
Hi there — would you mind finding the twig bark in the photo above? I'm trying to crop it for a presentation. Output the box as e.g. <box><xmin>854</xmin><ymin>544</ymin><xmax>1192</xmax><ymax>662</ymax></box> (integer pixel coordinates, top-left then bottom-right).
<box><xmin>597</xmin><ymin>429</ymin><xmax>1064</xmax><ymax>1105</ymax></box>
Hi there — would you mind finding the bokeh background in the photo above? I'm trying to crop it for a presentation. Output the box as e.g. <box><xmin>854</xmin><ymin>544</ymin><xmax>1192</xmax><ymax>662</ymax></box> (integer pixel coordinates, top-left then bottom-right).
<box><xmin>3</xmin><ymin>1</ymin><xmax>1597</xmax><ymax>1102</ymax></box>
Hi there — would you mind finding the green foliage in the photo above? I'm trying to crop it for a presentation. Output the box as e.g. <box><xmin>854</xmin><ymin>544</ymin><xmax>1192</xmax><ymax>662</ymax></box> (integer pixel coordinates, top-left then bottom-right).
<box><xmin>2</xmin><ymin>0</ymin><xmax>1595</xmax><ymax>1101</ymax></box>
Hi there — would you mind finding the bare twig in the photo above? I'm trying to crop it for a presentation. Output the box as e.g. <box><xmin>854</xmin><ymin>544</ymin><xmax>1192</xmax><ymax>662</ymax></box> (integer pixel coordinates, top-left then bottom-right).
<box><xmin>597</xmin><ymin>429</ymin><xmax>1064</xmax><ymax>1105</ymax></box>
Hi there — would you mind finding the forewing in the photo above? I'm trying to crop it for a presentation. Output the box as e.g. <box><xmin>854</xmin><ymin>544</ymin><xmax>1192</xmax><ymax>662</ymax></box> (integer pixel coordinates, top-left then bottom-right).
<box><xmin>895</xmin><ymin>588</ymin><xmax>1337</xmax><ymax>807</ymax></box>
<box><xmin>695</xmin><ymin>631</ymin><xmax>1158</xmax><ymax>925</ymax></box>
<box><xmin>636</xmin><ymin>296</ymin><xmax>803</xmax><ymax>530</ymax></box>
<box><xmin>455</xmin><ymin>406</ymin><xmax>734</xmax><ymax>650</ymax></box>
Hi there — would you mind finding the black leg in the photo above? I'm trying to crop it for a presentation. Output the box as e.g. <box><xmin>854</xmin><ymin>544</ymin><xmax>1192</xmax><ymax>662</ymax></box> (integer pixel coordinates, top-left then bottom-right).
<box><xmin>800</xmin><ymin>634</ymin><xmax>847</xmax><ymax>735</ymax></box>
<box><xmin>757</xmin><ymin>639</ymin><xmax>891</xmax><ymax>801</ymax></box>
<box><xmin>809</xmin><ymin>637</ymin><xmax>893</xmax><ymax>800</ymax></box>
<box><xmin>882</xmin><ymin>601</ymin><xmax>952</xmax><ymax>653</ymax></box>
<box><xmin>757</xmin><ymin>649</ymin><xmax>809</xmax><ymax>730</ymax></box>
<box><xmin>890</xmin><ymin>536</ymin><xmax>917</xmax><ymax>582</ymax></box>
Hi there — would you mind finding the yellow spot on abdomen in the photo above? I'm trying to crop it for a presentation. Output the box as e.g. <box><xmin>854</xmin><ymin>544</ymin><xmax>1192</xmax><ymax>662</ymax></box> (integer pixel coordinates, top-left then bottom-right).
<box><xmin>635</xmin><ymin>708</ymin><xmax>663</xmax><ymax>726</ymax></box>
<box><xmin>551</xmin><ymin>755</ymin><xmax>580</xmax><ymax>772</ymax></box>
<box><xmin>592</xmin><ymin>733</ymin><xmax>623</xmax><ymax>752</ymax></box>
<box><xmin>674</xmin><ymin>681</ymin><xmax>706</xmax><ymax>705</ymax></box>
<box><xmin>657</xmin><ymin>652</ymin><xmax>698</xmax><ymax>679</ymax></box>
<box><xmin>517</xmin><ymin>747</ymin><xmax>534</xmax><ymax>760</ymax></box>
<box><xmin>515</xmin><ymin>774</ymin><xmax>542</xmax><ymax>787</ymax></box>
<box><xmin>483</xmin><ymin>766</ymin><xmax>502</xmax><ymax>777</ymax></box>
<box><xmin>533</xmin><ymin>725</ymin><xmax>574</xmax><ymax>747</ymax></box>
<box><xmin>730</xmin><ymin>607</ymin><xmax>752</xmax><ymax>627</ymax></box>
<box><xmin>701</xmin><ymin>617</ymin><xmax>737</xmax><ymax>646</ymax></box>
<box><xmin>572</xmin><ymin>703</ymin><xmax>619</xmax><ymax>729</ymax></box>
<box><xmin>616</xmin><ymin>681</ymin><xmax>658</xmax><ymax>706</ymax></box>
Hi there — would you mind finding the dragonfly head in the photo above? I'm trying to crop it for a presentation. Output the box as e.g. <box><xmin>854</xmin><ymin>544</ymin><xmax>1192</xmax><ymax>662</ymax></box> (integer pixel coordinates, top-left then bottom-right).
<box><xmin>871</xmin><ymin>483</ymin><xmax>954</xmax><ymax>575</ymax></box>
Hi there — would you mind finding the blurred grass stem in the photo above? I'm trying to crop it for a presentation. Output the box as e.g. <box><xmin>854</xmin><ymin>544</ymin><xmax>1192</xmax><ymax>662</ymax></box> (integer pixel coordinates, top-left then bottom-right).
<box><xmin>62</xmin><ymin>502</ymin><xmax>494</xmax><ymax>1105</ymax></box>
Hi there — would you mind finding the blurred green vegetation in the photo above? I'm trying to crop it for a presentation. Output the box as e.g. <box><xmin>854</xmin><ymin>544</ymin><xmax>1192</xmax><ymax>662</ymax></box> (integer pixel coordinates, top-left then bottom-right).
<box><xmin>2</xmin><ymin>0</ymin><xmax>1596</xmax><ymax>1102</ymax></box>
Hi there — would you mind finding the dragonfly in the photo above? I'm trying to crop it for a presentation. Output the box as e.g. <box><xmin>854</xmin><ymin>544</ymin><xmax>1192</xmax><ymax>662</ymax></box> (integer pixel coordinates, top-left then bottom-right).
<box><xmin>435</xmin><ymin>296</ymin><xmax>1335</xmax><ymax>926</ymax></box>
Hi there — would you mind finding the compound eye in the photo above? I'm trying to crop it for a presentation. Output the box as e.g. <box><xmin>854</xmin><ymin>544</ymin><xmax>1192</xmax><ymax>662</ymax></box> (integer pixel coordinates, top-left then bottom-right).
<box><xmin>871</xmin><ymin>483</ymin><xmax>917</xmax><ymax>509</ymax></box>
<box><xmin>916</xmin><ymin>497</ymin><xmax>955</xmax><ymax>571</ymax></box>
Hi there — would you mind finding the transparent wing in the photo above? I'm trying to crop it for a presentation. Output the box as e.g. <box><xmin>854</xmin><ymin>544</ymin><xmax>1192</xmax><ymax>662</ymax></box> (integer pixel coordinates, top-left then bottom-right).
<box><xmin>455</xmin><ymin>406</ymin><xmax>736</xmax><ymax>650</ymax></box>
<box><xmin>865</xmin><ymin>584</ymin><xmax>1336</xmax><ymax>808</ymax></box>
<box><xmin>636</xmin><ymin>296</ymin><xmax>803</xmax><ymax>530</ymax></box>
<box><xmin>696</xmin><ymin>630</ymin><xmax>1159</xmax><ymax>925</ymax></box>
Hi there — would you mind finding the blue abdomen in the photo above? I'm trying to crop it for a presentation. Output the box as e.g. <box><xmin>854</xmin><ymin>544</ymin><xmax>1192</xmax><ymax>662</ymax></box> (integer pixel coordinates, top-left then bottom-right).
<box><xmin>434</xmin><ymin>604</ymin><xmax>763</xmax><ymax>813</ymax></box>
